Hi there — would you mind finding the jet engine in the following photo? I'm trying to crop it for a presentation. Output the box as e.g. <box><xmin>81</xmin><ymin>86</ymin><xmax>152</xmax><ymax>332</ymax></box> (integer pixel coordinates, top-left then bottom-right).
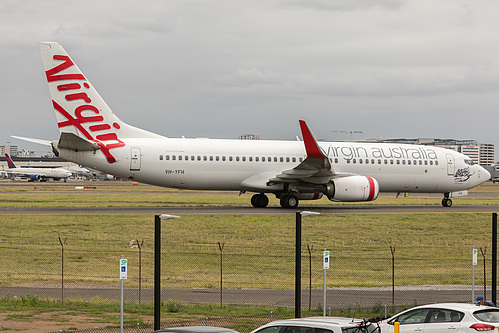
<box><xmin>29</xmin><ymin>174</ymin><xmax>41</xmax><ymax>182</ymax></box>
<box><xmin>325</xmin><ymin>176</ymin><xmax>379</xmax><ymax>202</ymax></box>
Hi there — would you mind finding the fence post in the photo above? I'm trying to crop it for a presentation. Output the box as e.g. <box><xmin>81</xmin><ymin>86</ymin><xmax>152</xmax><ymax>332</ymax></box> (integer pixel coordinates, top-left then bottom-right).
<box><xmin>58</xmin><ymin>236</ymin><xmax>67</xmax><ymax>303</ymax></box>
<box><xmin>218</xmin><ymin>242</ymin><xmax>225</xmax><ymax>308</ymax></box>
<box><xmin>307</xmin><ymin>244</ymin><xmax>313</xmax><ymax>311</ymax></box>
<box><xmin>481</xmin><ymin>246</ymin><xmax>487</xmax><ymax>300</ymax></box>
<box><xmin>390</xmin><ymin>245</ymin><xmax>396</xmax><ymax>308</ymax></box>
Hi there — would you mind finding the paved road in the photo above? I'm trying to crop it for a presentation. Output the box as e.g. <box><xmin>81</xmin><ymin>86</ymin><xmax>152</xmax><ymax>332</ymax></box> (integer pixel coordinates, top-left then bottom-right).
<box><xmin>0</xmin><ymin>286</ymin><xmax>477</xmax><ymax>308</ymax></box>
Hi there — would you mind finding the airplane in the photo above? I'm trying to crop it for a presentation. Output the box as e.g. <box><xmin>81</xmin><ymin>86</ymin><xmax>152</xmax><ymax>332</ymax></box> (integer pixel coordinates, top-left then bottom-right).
<box><xmin>27</xmin><ymin>41</ymin><xmax>489</xmax><ymax>207</ymax></box>
<box><xmin>4</xmin><ymin>153</ymin><xmax>72</xmax><ymax>182</ymax></box>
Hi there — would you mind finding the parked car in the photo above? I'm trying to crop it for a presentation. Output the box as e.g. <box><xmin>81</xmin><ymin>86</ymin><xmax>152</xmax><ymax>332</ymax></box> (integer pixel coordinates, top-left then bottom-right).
<box><xmin>249</xmin><ymin>317</ymin><xmax>378</xmax><ymax>333</ymax></box>
<box><xmin>152</xmin><ymin>326</ymin><xmax>240</xmax><ymax>333</ymax></box>
<box><xmin>378</xmin><ymin>302</ymin><xmax>499</xmax><ymax>332</ymax></box>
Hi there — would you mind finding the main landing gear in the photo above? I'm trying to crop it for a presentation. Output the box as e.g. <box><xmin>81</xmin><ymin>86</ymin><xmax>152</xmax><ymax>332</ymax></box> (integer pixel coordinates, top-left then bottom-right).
<box><xmin>251</xmin><ymin>193</ymin><xmax>269</xmax><ymax>208</ymax></box>
<box><xmin>442</xmin><ymin>193</ymin><xmax>452</xmax><ymax>207</ymax></box>
<box><xmin>250</xmin><ymin>193</ymin><xmax>300</xmax><ymax>208</ymax></box>
<box><xmin>280</xmin><ymin>194</ymin><xmax>299</xmax><ymax>208</ymax></box>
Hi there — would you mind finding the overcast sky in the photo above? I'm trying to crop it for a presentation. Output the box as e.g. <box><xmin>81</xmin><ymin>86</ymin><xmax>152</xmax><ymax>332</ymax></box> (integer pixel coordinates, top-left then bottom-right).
<box><xmin>2</xmin><ymin>0</ymin><xmax>499</xmax><ymax>156</ymax></box>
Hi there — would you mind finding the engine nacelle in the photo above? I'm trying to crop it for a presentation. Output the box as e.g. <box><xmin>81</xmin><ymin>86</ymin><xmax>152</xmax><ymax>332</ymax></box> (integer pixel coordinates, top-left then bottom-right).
<box><xmin>29</xmin><ymin>174</ymin><xmax>40</xmax><ymax>182</ymax></box>
<box><xmin>326</xmin><ymin>176</ymin><xmax>379</xmax><ymax>202</ymax></box>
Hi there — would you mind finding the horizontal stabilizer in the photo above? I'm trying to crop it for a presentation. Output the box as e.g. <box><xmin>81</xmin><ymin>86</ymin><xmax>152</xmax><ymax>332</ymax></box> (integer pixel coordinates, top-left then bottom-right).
<box><xmin>57</xmin><ymin>132</ymin><xmax>100</xmax><ymax>151</ymax></box>
<box><xmin>11</xmin><ymin>135</ymin><xmax>52</xmax><ymax>146</ymax></box>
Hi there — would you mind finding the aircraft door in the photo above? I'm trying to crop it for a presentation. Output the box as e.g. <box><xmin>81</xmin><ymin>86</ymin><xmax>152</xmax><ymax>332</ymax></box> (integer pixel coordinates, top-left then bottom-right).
<box><xmin>446</xmin><ymin>154</ymin><xmax>455</xmax><ymax>176</ymax></box>
<box><xmin>130</xmin><ymin>147</ymin><xmax>141</xmax><ymax>171</ymax></box>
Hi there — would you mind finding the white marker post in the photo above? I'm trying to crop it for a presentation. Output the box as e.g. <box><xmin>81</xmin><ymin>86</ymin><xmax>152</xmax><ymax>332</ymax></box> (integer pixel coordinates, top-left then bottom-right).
<box><xmin>120</xmin><ymin>256</ymin><xmax>127</xmax><ymax>333</ymax></box>
<box><xmin>472</xmin><ymin>247</ymin><xmax>477</xmax><ymax>302</ymax></box>
<box><xmin>323</xmin><ymin>250</ymin><xmax>330</xmax><ymax>316</ymax></box>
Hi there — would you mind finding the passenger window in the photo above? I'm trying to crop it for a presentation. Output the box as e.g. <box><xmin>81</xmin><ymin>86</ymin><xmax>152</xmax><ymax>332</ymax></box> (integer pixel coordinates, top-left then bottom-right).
<box><xmin>353</xmin><ymin>159</ymin><xmax>356</xmax><ymax>164</ymax></box>
<box><xmin>229</xmin><ymin>156</ymin><xmax>233</xmax><ymax>161</ymax></box>
<box><xmin>191</xmin><ymin>156</ymin><xmax>195</xmax><ymax>161</ymax></box>
<box><xmin>292</xmin><ymin>157</ymin><xmax>296</xmax><ymax>162</ymax></box>
<box><xmin>179</xmin><ymin>155</ymin><xmax>182</xmax><ymax>161</ymax></box>
<box><xmin>249</xmin><ymin>157</ymin><xmax>253</xmax><ymax>162</ymax></box>
<box><xmin>408</xmin><ymin>160</ymin><xmax>411</xmax><ymax>165</ymax></box>
<box><xmin>429</xmin><ymin>309</ymin><xmax>463</xmax><ymax>323</ymax></box>
<box><xmin>390</xmin><ymin>160</ymin><xmax>393</xmax><ymax>164</ymax></box>
<box><xmin>172</xmin><ymin>155</ymin><xmax>176</xmax><ymax>161</ymax></box>
<box><xmin>210</xmin><ymin>156</ymin><xmax>213</xmax><ymax>161</ymax></box>
<box><xmin>359</xmin><ymin>159</ymin><xmax>363</xmax><ymax>164</ymax></box>
<box><xmin>397</xmin><ymin>160</ymin><xmax>400</xmax><ymax>165</ymax></box>
<box><xmin>299</xmin><ymin>157</ymin><xmax>303</xmax><ymax>162</ymax></box>
<box><xmin>242</xmin><ymin>156</ymin><xmax>246</xmax><ymax>162</ymax></box>
<box><xmin>222</xmin><ymin>156</ymin><xmax>226</xmax><ymax>161</ymax></box>
<box><xmin>335</xmin><ymin>158</ymin><xmax>339</xmax><ymax>163</ymax></box>
<box><xmin>255</xmin><ymin>157</ymin><xmax>259</xmax><ymax>162</ymax></box>
<box><xmin>203</xmin><ymin>156</ymin><xmax>207</xmax><ymax>161</ymax></box>
<box><xmin>435</xmin><ymin>161</ymin><xmax>438</xmax><ymax>166</ymax></box>
<box><xmin>197</xmin><ymin>156</ymin><xmax>201</xmax><ymax>161</ymax></box>
<box><xmin>159</xmin><ymin>155</ymin><xmax>163</xmax><ymax>160</ymax></box>
<box><xmin>166</xmin><ymin>155</ymin><xmax>170</xmax><ymax>161</ymax></box>
<box><xmin>280</xmin><ymin>157</ymin><xmax>284</xmax><ymax>162</ymax></box>
<box><xmin>286</xmin><ymin>157</ymin><xmax>290</xmax><ymax>162</ymax></box>
<box><xmin>236</xmin><ymin>156</ymin><xmax>240</xmax><ymax>162</ymax></box>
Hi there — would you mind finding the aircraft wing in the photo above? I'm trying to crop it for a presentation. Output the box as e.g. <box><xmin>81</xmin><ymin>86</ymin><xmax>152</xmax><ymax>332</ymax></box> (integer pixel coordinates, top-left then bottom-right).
<box><xmin>268</xmin><ymin>120</ymin><xmax>338</xmax><ymax>185</ymax></box>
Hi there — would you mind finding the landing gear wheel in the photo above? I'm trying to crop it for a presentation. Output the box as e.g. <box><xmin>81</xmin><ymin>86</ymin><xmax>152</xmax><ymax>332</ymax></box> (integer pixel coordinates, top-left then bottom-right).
<box><xmin>280</xmin><ymin>195</ymin><xmax>299</xmax><ymax>208</ymax></box>
<box><xmin>251</xmin><ymin>194</ymin><xmax>269</xmax><ymax>208</ymax></box>
<box><xmin>442</xmin><ymin>198</ymin><xmax>453</xmax><ymax>207</ymax></box>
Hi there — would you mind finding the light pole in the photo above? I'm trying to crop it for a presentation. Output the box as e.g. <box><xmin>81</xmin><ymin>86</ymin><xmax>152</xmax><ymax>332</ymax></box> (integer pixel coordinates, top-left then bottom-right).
<box><xmin>295</xmin><ymin>211</ymin><xmax>320</xmax><ymax>318</ymax></box>
<box><xmin>154</xmin><ymin>214</ymin><xmax>180</xmax><ymax>331</ymax></box>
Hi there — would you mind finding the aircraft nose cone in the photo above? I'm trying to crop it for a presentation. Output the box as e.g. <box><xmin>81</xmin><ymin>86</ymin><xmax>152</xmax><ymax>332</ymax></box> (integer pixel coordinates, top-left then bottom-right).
<box><xmin>481</xmin><ymin>166</ymin><xmax>491</xmax><ymax>181</ymax></box>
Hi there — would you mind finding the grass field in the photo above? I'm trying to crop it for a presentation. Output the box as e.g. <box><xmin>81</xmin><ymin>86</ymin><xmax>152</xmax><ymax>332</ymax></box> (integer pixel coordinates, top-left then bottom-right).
<box><xmin>0</xmin><ymin>180</ymin><xmax>497</xmax><ymax>289</ymax></box>
<box><xmin>0</xmin><ymin>180</ymin><xmax>497</xmax><ymax>331</ymax></box>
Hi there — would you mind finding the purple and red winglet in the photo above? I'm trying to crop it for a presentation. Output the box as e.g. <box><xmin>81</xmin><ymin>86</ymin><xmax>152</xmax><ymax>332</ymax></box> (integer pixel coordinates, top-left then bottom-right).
<box><xmin>299</xmin><ymin>120</ymin><xmax>326</xmax><ymax>159</ymax></box>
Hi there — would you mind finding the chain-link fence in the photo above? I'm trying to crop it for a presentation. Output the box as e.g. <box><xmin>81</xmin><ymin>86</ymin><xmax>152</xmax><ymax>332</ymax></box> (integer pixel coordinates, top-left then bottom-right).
<box><xmin>0</xmin><ymin>221</ymin><xmax>495</xmax><ymax>332</ymax></box>
<box><xmin>0</xmin><ymin>228</ymin><xmax>493</xmax><ymax>305</ymax></box>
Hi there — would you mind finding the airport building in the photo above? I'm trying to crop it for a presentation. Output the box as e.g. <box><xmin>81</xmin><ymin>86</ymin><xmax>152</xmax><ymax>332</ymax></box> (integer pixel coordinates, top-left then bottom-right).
<box><xmin>0</xmin><ymin>145</ymin><xmax>18</xmax><ymax>157</ymax></box>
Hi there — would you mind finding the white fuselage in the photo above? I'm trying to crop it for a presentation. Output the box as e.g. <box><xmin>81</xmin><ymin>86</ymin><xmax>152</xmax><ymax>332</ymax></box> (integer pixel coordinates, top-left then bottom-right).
<box><xmin>57</xmin><ymin>136</ymin><xmax>488</xmax><ymax>195</ymax></box>
<box><xmin>7</xmin><ymin>166</ymin><xmax>72</xmax><ymax>179</ymax></box>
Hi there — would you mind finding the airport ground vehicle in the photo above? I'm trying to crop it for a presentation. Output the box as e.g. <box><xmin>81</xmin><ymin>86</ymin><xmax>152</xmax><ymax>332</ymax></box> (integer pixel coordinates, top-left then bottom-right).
<box><xmin>378</xmin><ymin>303</ymin><xmax>499</xmax><ymax>332</ymax></box>
<box><xmin>249</xmin><ymin>317</ymin><xmax>377</xmax><ymax>333</ymax></box>
<box><xmin>152</xmin><ymin>326</ymin><xmax>240</xmax><ymax>333</ymax></box>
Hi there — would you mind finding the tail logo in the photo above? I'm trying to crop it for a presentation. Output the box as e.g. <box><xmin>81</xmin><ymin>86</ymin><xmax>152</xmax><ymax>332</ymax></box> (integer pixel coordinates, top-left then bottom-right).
<box><xmin>5</xmin><ymin>154</ymin><xmax>16</xmax><ymax>169</ymax></box>
<box><xmin>46</xmin><ymin>55</ymin><xmax>124</xmax><ymax>163</ymax></box>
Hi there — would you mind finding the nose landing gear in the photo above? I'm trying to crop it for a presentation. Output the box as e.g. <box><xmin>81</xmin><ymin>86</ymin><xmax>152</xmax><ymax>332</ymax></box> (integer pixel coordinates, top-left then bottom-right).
<box><xmin>442</xmin><ymin>194</ymin><xmax>452</xmax><ymax>207</ymax></box>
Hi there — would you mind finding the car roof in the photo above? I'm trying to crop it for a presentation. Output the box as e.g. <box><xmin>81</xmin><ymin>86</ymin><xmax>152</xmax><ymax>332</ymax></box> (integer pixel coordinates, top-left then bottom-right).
<box><xmin>153</xmin><ymin>326</ymin><xmax>240</xmax><ymax>333</ymax></box>
<box><xmin>257</xmin><ymin>317</ymin><xmax>364</xmax><ymax>328</ymax></box>
<box><xmin>407</xmin><ymin>303</ymin><xmax>495</xmax><ymax>311</ymax></box>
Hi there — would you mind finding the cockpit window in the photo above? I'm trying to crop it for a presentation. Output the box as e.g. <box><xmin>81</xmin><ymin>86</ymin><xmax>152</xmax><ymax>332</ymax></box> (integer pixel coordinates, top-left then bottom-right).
<box><xmin>464</xmin><ymin>159</ymin><xmax>475</xmax><ymax>166</ymax></box>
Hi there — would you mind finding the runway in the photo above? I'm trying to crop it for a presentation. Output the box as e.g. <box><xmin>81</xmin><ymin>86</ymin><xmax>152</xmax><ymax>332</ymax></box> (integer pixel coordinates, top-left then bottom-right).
<box><xmin>0</xmin><ymin>204</ymin><xmax>498</xmax><ymax>215</ymax></box>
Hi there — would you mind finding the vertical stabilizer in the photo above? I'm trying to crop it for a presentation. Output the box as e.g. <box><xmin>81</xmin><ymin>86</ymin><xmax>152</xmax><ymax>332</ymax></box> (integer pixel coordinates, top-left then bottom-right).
<box><xmin>39</xmin><ymin>42</ymin><xmax>161</xmax><ymax>163</ymax></box>
<box><xmin>5</xmin><ymin>154</ymin><xmax>16</xmax><ymax>169</ymax></box>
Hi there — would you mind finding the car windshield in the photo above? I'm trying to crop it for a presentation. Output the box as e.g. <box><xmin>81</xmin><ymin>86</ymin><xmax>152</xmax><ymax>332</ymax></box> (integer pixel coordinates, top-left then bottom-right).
<box><xmin>474</xmin><ymin>309</ymin><xmax>499</xmax><ymax>323</ymax></box>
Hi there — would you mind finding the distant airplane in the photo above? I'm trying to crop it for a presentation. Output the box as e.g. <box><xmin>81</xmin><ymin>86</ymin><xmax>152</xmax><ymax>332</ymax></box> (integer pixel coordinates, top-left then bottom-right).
<box><xmin>22</xmin><ymin>42</ymin><xmax>489</xmax><ymax>207</ymax></box>
<box><xmin>4</xmin><ymin>154</ymin><xmax>71</xmax><ymax>182</ymax></box>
